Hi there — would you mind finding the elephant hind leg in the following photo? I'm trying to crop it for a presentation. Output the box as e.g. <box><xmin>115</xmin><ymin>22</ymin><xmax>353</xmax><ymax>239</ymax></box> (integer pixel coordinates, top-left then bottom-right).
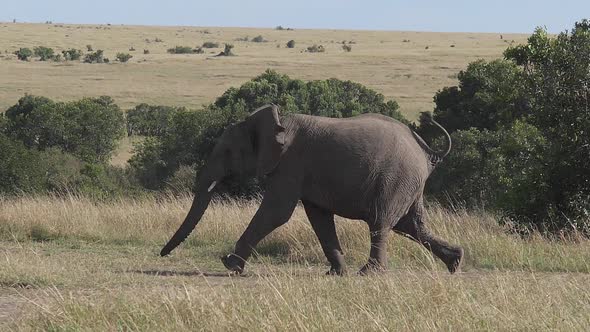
<box><xmin>302</xmin><ymin>201</ymin><xmax>346</xmax><ymax>275</ymax></box>
<box><xmin>393</xmin><ymin>198</ymin><xmax>464</xmax><ymax>274</ymax></box>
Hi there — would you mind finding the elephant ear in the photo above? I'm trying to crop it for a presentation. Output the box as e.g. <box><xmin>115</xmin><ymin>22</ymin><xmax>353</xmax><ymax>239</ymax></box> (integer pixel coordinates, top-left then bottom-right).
<box><xmin>246</xmin><ymin>104</ymin><xmax>286</xmax><ymax>178</ymax></box>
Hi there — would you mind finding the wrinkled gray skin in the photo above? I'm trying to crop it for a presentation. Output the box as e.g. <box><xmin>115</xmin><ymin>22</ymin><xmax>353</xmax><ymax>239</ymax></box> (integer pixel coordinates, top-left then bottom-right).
<box><xmin>160</xmin><ymin>105</ymin><xmax>463</xmax><ymax>275</ymax></box>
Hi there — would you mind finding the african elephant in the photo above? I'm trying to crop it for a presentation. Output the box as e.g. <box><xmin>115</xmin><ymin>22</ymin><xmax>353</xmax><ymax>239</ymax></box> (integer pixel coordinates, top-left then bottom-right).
<box><xmin>160</xmin><ymin>104</ymin><xmax>463</xmax><ymax>275</ymax></box>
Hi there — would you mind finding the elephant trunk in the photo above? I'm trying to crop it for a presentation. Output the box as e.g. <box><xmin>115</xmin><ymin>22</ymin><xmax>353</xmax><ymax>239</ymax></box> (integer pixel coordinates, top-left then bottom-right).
<box><xmin>160</xmin><ymin>168</ymin><xmax>219</xmax><ymax>256</ymax></box>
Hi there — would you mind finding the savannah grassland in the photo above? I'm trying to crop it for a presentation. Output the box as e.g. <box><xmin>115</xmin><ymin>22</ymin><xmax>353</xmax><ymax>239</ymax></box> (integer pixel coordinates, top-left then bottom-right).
<box><xmin>1</xmin><ymin>23</ymin><xmax>590</xmax><ymax>331</ymax></box>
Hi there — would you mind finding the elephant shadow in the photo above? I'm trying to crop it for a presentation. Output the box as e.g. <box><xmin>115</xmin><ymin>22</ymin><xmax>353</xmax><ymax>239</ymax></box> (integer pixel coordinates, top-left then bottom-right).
<box><xmin>126</xmin><ymin>269</ymin><xmax>250</xmax><ymax>278</ymax></box>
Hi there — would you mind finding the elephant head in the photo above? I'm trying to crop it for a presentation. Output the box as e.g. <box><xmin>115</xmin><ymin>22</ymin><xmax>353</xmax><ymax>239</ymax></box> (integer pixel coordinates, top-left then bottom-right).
<box><xmin>160</xmin><ymin>104</ymin><xmax>285</xmax><ymax>256</ymax></box>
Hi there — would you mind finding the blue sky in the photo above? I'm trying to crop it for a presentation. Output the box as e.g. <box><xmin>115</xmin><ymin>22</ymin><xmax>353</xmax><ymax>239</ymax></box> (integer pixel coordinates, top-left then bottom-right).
<box><xmin>1</xmin><ymin>0</ymin><xmax>588</xmax><ymax>33</ymax></box>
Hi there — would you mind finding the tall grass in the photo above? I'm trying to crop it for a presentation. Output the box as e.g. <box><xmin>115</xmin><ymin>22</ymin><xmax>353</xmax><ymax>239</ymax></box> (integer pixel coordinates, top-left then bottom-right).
<box><xmin>1</xmin><ymin>195</ymin><xmax>590</xmax><ymax>330</ymax></box>
<box><xmin>1</xmin><ymin>195</ymin><xmax>589</xmax><ymax>273</ymax></box>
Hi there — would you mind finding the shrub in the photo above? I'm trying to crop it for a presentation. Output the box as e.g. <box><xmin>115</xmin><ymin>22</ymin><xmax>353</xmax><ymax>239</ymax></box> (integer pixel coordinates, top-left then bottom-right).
<box><xmin>126</xmin><ymin>104</ymin><xmax>183</xmax><ymax>136</ymax></box>
<box><xmin>0</xmin><ymin>133</ymin><xmax>47</xmax><ymax>194</ymax></box>
<box><xmin>84</xmin><ymin>50</ymin><xmax>104</xmax><ymax>63</ymax></box>
<box><xmin>86</xmin><ymin>44</ymin><xmax>93</xmax><ymax>51</ymax></box>
<box><xmin>342</xmin><ymin>44</ymin><xmax>352</xmax><ymax>52</ymax></box>
<box><xmin>416</xmin><ymin>59</ymin><xmax>529</xmax><ymax>142</ymax></box>
<box><xmin>167</xmin><ymin>46</ymin><xmax>196</xmax><ymax>54</ymax></box>
<box><xmin>116</xmin><ymin>53</ymin><xmax>133</xmax><ymax>63</ymax></box>
<box><xmin>62</xmin><ymin>48</ymin><xmax>83</xmax><ymax>61</ymax></box>
<box><xmin>286</xmin><ymin>40</ymin><xmax>295</xmax><ymax>48</ymax></box>
<box><xmin>307</xmin><ymin>44</ymin><xmax>325</xmax><ymax>53</ymax></box>
<box><xmin>201</xmin><ymin>41</ymin><xmax>219</xmax><ymax>48</ymax></box>
<box><xmin>424</xmin><ymin>20</ymin><xmax>590</xmax><ymax>234</ymax></box>
<box><xmin>5</xmin><ymin>95</ymin><xmax>125</xmax><ymax>163</ymax></box>
<box><xmin>194</xmin><ymin>47</ymin><xmax>204</xmax><ymax>54</ymax></box>
<box><xmin>34</xmin><ymin>46</ymin><xmax>55</xmax><ymax>61</ymax></box>
<box><xmin>14</xmin><ymin>48</ymin><xmax>33</xmax><ymax>61</ymax></box>
<box><xmin>143</xmin><ymin>49</ymin><xmax>150</xmax><ymax>54</ymax></box>
<box><xmin>251</xmin><ymin>35</ymin><xmax>266</xmax><ymax>43</ymax></box>
<box><xmin>222</xmin><ymin>44</ymin><xmax>234</xmax><ymax>56</ymax></box>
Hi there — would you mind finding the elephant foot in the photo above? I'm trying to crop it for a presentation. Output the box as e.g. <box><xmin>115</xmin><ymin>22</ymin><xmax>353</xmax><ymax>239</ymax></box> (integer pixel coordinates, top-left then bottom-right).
<box><xmin>358</xmin><ymin>262</ymin><xmax>387</xmax><ymax>276</ymax></box>
<box><xmin>326</xmin><ymin>266</ymin><xmax>345</xmax><ymax>276</ymax></box>
<box><xmin>443</xmin><ymin>247</ymin><xmax>464</xmax><ymax>274</ymax></box>
<box><xmin>221</xmin><ymin>254</ymin><xmax>245</xmax><ymax>274</ymax></box>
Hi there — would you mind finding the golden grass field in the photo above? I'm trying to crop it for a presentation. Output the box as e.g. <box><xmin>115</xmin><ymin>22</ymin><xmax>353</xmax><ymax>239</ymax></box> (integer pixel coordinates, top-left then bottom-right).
<box><xmin>1</xmin><ymin>196</ymin><xmax>590</xmax><ymax>330</ymax></box>
<box><xmin>1</xmin><ymin>22</ymin><xmax>527</xmax><ymax>119</ymax></box>
<box><xmin>3</xmin><ymin>23</ymin><xmax>590</xmax><ymax>331</ymax></box>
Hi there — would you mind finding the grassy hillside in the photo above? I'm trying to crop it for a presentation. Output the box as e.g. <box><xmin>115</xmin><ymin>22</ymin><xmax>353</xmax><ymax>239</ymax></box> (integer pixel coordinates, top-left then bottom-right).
<box><xmin>1</xmin><ymin>196</ymin><xmax>589</xmax><ymax>330</ymax></box>
<box><xmin>0</xmin><ymin>23</ymin><xmax>527</xmax><ymax>119</ymax></box>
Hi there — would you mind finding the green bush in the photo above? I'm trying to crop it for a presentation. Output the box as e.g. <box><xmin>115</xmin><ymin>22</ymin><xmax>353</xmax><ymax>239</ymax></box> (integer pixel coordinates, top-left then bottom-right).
<box><xmin>424</xmin><ymin>20</ymin><xmax>590</xmax><ymax>234</ymax></box>
<box><xmin>33</xmin><ymin>46</ymin><xmax>54</xmax><ymax>61</ymax></box>
<box><xmin>84</xmin><ymin>50</ymin><xmax>104</xmax><ymax>63</ymax></box>
<box><xmin>201</xmin><ymin>41</ymin><xmax>219</xmax><ymax>48</ymax></box>
<box><xmin>62</xmin><ymin>49</ymin><xmax>83</xmax><ymax>61</ymax></box>
<box><xmin>126</xmin><ymin>104</ymin><xmax>183</xmax><ymax>136</ymax></box>
<box><xmin>166</xmin><ymin>46</ymin><xmax>196</xmax><ymax>54</ymax></box>
<box><xmin>0</xmin><ymin>133</ymin><xmax>47</xmax><ymax>194</ymax></box>
<box><xmin>5</xmin><ymin>95</ymin><xmax>125</xmax><ymax>163</ymax></box>
<box><xmin>14</xmin><ymin>48</ymin><xmax>33</xmax><ymax>61</ymax></box>
<box><xmin>116</xmin><ymin>53</ymin><xmax>133</xmax><ymax>63</ymax></box>
<box><xmin>416</xmin><ymin>59</ymin><xmax>529</xmax><ymax>142</ymax></box>
<box><xmin>286</xmin><ymin>40</ymin><xmax>295</xmax><ymax>48</ymax></box>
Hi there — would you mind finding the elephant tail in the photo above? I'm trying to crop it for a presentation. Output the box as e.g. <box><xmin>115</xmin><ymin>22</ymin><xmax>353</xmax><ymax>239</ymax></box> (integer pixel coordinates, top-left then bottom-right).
<box><xmin>412</xmin><ymin>113</ymin><xmax>452</xmax><ymax>164</ymax></box>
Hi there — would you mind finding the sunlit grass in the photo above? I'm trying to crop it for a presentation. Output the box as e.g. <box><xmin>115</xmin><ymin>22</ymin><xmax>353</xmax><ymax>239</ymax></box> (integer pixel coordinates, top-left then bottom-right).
<box><xmin>1</xmin><ymin>195</ymin><xmax>589</xmax><ymax>330</ymax></box>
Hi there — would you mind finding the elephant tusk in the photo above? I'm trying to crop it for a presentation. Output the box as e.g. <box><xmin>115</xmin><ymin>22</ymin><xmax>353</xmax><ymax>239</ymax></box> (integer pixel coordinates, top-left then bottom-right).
<box><xmin>207</xmin><ymin>181</ymin><xmax>217</xmax><ymax>192</ymax></box>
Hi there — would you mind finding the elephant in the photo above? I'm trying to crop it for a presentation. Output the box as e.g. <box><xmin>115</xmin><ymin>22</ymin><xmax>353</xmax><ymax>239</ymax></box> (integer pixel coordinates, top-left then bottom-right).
<box><xmin>160</xmin><ymin>104</ymin><xmax>463</xmax><ymax>275</ymax></box>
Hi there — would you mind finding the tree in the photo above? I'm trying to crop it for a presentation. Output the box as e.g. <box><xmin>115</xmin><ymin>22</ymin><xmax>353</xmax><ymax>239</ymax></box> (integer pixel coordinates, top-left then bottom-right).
<box><xmin>503</xmin><ymin>20</ymin><xmax>590</xmax><ymax>230</ymax></box>
<box><xmin>416</xmin><ymin>59</ymin><xmax>529</xmax><ymax>142</ymax></box>
<box><xmin>5</xmin><ymin>95</ymin><xmax>125</xmax><ymax>163</ymax></box>
<box><xmin>126</xmin><ymin>104</ymin><xmax>183</xmax><ymax>136</ymax></box>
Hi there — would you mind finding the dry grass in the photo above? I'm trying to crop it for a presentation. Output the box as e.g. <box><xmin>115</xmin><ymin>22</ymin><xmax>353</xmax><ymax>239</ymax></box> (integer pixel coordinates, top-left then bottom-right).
<box><xmin>0</xmin><ymin>23</ymin><xmax>527</xmax><ymax>119</ymax></box>
<box><xmin>1</xmin><ymin>196</ymin><xmax>589</xmax><ymax>330</ymax></box>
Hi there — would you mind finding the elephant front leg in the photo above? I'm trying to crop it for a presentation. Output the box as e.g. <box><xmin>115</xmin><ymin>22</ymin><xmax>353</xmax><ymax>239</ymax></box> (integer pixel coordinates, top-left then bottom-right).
<box><xmin>222</xmin><ymin>178</ymin><xmax>301</xmax><ymax>274</ymax></box>
<box><xmin>302</xmin><ymin>201</ymin><xmax>346</xmax><ymax>275</ymax></box>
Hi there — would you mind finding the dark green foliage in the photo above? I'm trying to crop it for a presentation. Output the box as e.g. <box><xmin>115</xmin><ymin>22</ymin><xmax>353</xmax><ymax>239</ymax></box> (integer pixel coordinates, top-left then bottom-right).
<box><xmin>84</xmin><ymin>50</ymin><xmax>104</xmax><ymax>63</ymax></box>
<box><xmin>201</xmin><ymin>41</ymin><xmax>219</xmax><ymax>48</ymax></box>
<box><xmin>14</xmin><ymin>48</ymin><xmax>33</xmax><ymax>61</ymax></box>
<box><xmin>0</xmin><ymin>137</ymin><xmax>142</xmax><ymax>197</ymax></box>
<box><xmin>126</xmin><ymin>104</ymin><xmax>183</xmax><ymax>136</ymax></box>
<box><xmin>33</xmin><ymin>46</ymin><xmax>54</xmax><ymax>61</ymax></box>
<box><xmin>416</xmin><ymin>59</ymin><xmax>529</xmax><ymax>142</ymax></box>
<box><xmin>214</xmin><ymin>70</ymin><xmax>406</xmax><ymax>121</ymax></box>
<box><xmin>0</xmin><ymin>133</ymin><xmax>47</xmax><ymax>193</ymax></box>
<box><xmin>424</xmin><ymin>20</ymin><xmax>590</xmax><ymax>233</ymax></box>
<box><xmin>116</xmin><ymin>53</ymin><xmax>132</xmax><ymax>62</ymax></box>
<box><xmin>5</xmin><ymin>95</ymin><xmax>125</xmax><ymax>163</ymax></box>
<box><xmin>286</xmin><ymin>40</ymin><xmax>295</xmax><ymax>48</ymax></box>
<box><xmin>62</xmin><ymin>49</ymin><xmax>83</xmax><ymax>61</ymax></box>
<box><xmin>166</xmin><ymin>46</ymin><xmax>198</xmax><ymax>54</ymax></box>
